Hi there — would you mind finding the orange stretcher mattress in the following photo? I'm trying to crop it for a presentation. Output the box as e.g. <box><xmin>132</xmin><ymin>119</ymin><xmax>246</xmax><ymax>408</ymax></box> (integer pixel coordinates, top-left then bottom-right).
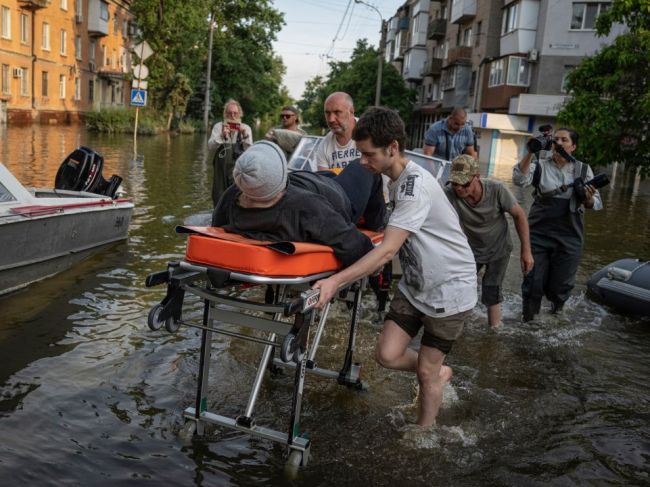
<box><xmin>177</xmin><ymin>226</ymin><xmax>383</xmax><ymax>277</ymax></box>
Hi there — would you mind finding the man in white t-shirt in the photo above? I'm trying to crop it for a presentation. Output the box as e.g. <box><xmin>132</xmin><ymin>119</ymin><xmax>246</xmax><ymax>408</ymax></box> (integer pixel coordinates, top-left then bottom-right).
<box><xmin>313</xmin><ymin>92</ymin><xmax>362</xmax><ymax>171</ymax></box>
<box><xmin>314</xmin><ymin>107</ymin><xmax>477</xmax><ymax>428</ymax></box>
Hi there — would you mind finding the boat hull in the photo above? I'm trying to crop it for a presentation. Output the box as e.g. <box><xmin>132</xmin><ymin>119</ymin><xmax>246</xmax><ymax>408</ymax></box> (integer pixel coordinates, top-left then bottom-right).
<box><xmin>0</xmin><ymin>205</ymin><xmax>132</xmax><ymax>295</ymax></box>
<box><xmin>587</xmin><ymin>259</ymin><xmax>650</xmax><ymax>316</ymax></box>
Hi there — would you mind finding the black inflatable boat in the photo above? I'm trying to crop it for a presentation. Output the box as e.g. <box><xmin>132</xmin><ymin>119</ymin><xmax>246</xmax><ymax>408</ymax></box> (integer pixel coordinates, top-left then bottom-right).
<box><xmin>587</xmin><ymin>259</ymin><xmax>650</xmax><ymax>316</ymax></box>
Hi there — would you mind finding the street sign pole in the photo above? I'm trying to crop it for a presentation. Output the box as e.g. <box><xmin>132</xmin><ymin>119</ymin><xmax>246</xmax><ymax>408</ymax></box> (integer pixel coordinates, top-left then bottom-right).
<box><xmin>131</xmin><ymin>41</ymin><xmax>153</xmax><ymax>155</ymax></box>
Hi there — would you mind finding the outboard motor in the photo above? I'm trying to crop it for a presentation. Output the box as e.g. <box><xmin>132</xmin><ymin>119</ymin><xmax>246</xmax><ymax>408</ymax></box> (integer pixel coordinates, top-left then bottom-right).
<box><xmin>54</xmin><ymin>146</ymin><xmax>123</xmax><ymax>199</ymax></box>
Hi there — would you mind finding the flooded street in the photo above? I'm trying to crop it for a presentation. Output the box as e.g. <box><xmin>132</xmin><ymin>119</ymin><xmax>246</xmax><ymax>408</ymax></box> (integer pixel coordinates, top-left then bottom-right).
<box><xmin>0</xmin><ymin>125</ymin><xmax>649</xmax><ymax>486</ymax></box>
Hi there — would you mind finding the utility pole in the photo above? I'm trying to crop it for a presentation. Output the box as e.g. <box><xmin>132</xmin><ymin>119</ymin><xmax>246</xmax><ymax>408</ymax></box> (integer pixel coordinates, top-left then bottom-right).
<box><xmin>354</xmin><ymin>0</ymin><xmax>385</xmax><ymax>106</ymax></box>
<box><xmin>203</xmin><ymin>15</ymin><xmax>216</xmax><ymax>133</ymax></box>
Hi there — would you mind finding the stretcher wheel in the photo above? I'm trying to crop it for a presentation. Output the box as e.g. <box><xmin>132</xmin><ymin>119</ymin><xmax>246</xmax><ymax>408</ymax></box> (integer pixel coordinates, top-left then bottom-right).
<box><xmin>280</xmin><ymin>333</ymin><xmax>296</xmax><ymax>362</ymax></box>
<box><xmin>165</xmin><ymin>317</ymin><xmax>181</xmax><ymax>333</ymax></box>
<box><xmin>147</xmin><ymin>304</ymin><xmax>167</xmax><ymax>331</ymax></box>
<box><xmin>281</xmin><ymin>333</ymin><xmax>302</xmax><ymax>363</ymax></box>
<box><xmin>284</xmin><ymin>450</ymin><xmax>303</xmax><ymax>478</ymax></box>
<box><xmin>179</xmin><ymin>421</ymin><xmax>197</xmax><ymax>446</ymax></box>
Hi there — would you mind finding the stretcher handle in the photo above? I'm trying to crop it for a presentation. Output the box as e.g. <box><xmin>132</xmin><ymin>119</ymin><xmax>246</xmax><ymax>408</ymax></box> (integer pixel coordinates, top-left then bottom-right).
<box><xmin>284</xmin><ymin>289</ymin><xmax>321</xmax><ymax>316</ymax></box>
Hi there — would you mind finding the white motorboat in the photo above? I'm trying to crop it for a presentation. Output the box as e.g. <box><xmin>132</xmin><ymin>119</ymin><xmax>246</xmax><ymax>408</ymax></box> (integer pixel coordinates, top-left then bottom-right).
<box><xmin>0</xmin><ymin>147</ymin><xmax>134</xmax><ymax>296</ymax></box>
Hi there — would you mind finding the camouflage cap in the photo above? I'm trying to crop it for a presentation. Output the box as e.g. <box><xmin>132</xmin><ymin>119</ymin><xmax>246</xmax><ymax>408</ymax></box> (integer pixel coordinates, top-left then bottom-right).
<box><xmin>448</xmin><ymin>154</ymin><xmax>480</xmax><ymax>185</ymax></box>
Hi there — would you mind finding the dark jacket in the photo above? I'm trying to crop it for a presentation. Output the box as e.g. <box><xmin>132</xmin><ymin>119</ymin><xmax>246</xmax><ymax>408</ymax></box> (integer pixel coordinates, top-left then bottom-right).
<box><xmin>212</xmin><ymin>172</ymin><xmax>373</xmax><ymax>267</ymax></box>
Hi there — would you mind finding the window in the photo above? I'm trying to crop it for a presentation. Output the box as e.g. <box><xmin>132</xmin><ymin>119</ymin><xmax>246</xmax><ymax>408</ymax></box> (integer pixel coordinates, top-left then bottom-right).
<box><xmin>502</xmin><ymin>2</ymin><xmax>518</xmax><ymax>34</ymax></box>
<box><xmin>1</xmin><ymin>64</ymin><xmax>9</xmax><ymax>95</ymax></box>
<box><xmin>474</xmin><ymin>21</ymin><xmax>482</xmax><ymax>47</ymax></box>
<box><xmin>441</xmin><ymin>66</ymin><xmax>456</xmax><ymax>90</ymax></box>
<box><xmin>571</xmin><ymin>2</ymin><xmax>610</xmax><ymax>30</ymax></box>
<box><xmin>89</xmin><ymin>40</ymin><xmax>96</xmax><ymax>61</ymax></box>
<box><xmin>42</xmin><ymin>22</ymin><xmax>50</xmax><ymax>50</ymax></box>
<box><xmin>1</xmin><ymin>6</ymin><xmax>11</xmax><ymax>39</ymax></box>
<box><xmin>561</xmin><ymin>66</ymin><xmax>576</xmax><ymax>93</ymax></box>
<box><xmin>463</xmin><ymin>27</ymin><xmax>472</xmax><ymax>47</ymax></box>
<box><xmin>113</xmin><ymin>14</ymin><xmax>118</xmax><ymax>34</ymax></box>
<box><xmin>75</xmin><ymin>0</ymin><xmax>82</xmax><ymax>19</ymax></box>
<box><xmin>60</xmin><ymin>30</ymin><xmax>67</xmax><ymax>55</ymax></box>
<box><xmin>488</xmin><ymin>58</ymin><xmax>506</xmax><ymax>87</ymax></box>
<box><xmin>111</xmin><ymin>48</ymin><xmax>116</xmax><ymax>68</ymax></box>
<box><xmin>507</xmin><ymin>56</ymin><xmax>530</xmax><ymax>86</ymax></box>
<box><xmin>20</xmin><ymin>67</ymin><xmax>28</xmax><ymax>96</ymax></box>
<box><xmin>41</xmin><ymin>71</ymin><xmax>48</xmax><ymax>97</ymax></box>
<box><xmin>122</xmin><ymin>19</ymin><xmax>128</xmax><ymax>38</ymax></box>
<box><xmin>59</xmin><ymin>74</ymin><xmax>66</xmax><ymax>98</ymax></box>
<box><xmin>60</xmin><ymin>0</ymin><xmax>68</xmax><ymax>10</ymax></box>
<box><xmin>74</xmin><ymin>77</ymin><xmax>80</xmax><ymax>100</ymax></box>
<box><xmin>102</xmin><ymin>45</ymin><xmax>108</xmax><ymax>66</ymax></box>
<box><xmin>20</xmin><ymin>14</ymin><xmax>28</xmax><ymax>44</ymax></box>
<box><xmin>100</xmin><ymin>1</ymin><xmax>109</xmax><ymax>21</ymax></box>
<box><xmin>469</xmin><ymin>70</ymin><xmax>477</xmax><ymax>96</ymax></box>
<box><xmin>88</xmin><ymin>79</ymin><xmax>94</xmax><ymax>102</ymax></box>
<box><xmin>75</xmin><ymin>35</ymin><xmax>82</xmax><ymax>59</ymax></box>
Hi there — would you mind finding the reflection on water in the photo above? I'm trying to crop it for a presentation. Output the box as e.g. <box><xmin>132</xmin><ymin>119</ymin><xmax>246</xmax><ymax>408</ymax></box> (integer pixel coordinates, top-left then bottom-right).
<box><xmin>0</xmin><ymin>125</ymin><xmax>649</xmax><ymax>485</ymax></box>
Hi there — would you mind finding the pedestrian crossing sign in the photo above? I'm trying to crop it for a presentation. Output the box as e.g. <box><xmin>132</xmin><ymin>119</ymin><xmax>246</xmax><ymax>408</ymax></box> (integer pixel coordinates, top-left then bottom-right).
<box><xmin>130</xmin><ymin>89</ymin><xmax>147</xmax><ymax>107</ymax></box>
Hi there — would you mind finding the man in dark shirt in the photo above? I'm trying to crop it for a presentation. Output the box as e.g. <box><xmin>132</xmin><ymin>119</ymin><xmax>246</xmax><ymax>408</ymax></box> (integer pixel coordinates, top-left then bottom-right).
<box><xmin>212</xmin><ymin>140</ymin><xmax>386</xmax><ymax>267</ymax></box>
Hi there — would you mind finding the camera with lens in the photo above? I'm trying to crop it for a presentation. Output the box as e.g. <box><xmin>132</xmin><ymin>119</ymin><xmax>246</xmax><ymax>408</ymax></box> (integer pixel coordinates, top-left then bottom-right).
<box><xmin>527</xmin><ymin>124</ymin><xmax>554</xmax><ymax>153</ymax></box>
<box><xmin>572</xmin><ymin>173</ymin><xmax>610</xmax><ymax>203</ymax></box>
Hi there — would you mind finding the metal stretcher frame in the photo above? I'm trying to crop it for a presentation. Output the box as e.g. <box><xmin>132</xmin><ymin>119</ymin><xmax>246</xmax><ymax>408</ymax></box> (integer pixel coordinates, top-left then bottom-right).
<box><xmin>145</xmin><ymin>258</ymin><xmax>369</xmax><ymax>468</ymax></box>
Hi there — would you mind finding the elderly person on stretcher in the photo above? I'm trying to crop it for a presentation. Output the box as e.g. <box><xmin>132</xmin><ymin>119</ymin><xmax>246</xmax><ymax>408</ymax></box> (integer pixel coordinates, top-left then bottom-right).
<box><xmin>212</xmin><ymin>140</ymin><xmax>387</xmax><ymax>268</ymax></box>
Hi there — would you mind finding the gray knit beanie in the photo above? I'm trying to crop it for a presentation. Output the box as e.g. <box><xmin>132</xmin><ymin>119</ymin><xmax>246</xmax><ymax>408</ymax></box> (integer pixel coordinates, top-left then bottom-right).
<box><xmin>233</xmin><ymin>141</ymin><xmax>288</xmax><ymax>202</ymax></box>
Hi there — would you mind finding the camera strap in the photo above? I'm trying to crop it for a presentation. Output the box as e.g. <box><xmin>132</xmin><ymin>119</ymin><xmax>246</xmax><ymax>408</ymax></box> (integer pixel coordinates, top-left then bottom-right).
<box><xmin>533</xmin><ymin>158</ymin><xmax>587</xmax><ymax>200</ymax></box>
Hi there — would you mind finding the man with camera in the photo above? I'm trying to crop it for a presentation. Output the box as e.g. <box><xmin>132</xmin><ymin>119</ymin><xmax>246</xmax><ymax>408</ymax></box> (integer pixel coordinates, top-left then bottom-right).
<box><xmin>423</xmin><ymin>106</ymin><xmax>477</xmax><ymax>160</ymax></box>
<box><xmin>513</xmin><ymin>128</ymin><xmax>603</xmax><ymax>321</ymax></box>
<box><xmin>445</xmin><ymin>155</ymin><xmax>534</xmax><ymax>329</ymax></box>
<box><xmin>208</xmin><ymin>99</ymin><xmax>253</xmax><ymax>206</ymax></box>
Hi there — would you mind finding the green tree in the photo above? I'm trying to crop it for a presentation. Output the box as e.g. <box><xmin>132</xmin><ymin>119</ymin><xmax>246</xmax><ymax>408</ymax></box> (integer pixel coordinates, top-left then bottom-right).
<box><xmin>130</xmin><ymin>0</ymin><xmax>286</xmax><ymax>126</ymax></box>
<box><xmin>162</xmin><ymin>73</ymin><xmax>193</xmax><ymax>130</ymax></box>
<box><xmin>299</xmin><ymin>40</ymin><xmax>416</xmax><ymax>131</ymax></box>
<box><xmin>557</xmin><ymin>0</ymin><xmax>650</xmax><ymax>175</ymax></box>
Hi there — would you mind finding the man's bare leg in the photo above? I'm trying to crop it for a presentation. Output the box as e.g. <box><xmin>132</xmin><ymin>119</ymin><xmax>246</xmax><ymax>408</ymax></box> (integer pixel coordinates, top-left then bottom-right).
<box><xmin>416</xmin><ymin>345</ymin><xmax>449</xmax><ymax>427</ymax></box>
<box><xmin>375</xmin><ymin>320</ymin><xmax>418</xmax><ymax>372</ymax></box>
<box><xmin>487</xmin><ymin>303</ymin><xmax>503</xmax><ymax>329</ymax></box>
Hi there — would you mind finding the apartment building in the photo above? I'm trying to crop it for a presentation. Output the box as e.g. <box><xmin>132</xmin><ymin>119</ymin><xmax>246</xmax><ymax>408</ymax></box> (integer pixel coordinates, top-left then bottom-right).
<box><xmin>385</xmin><ymin>0</ymin><xmax>625</xmax><ymax>168</ymax></box>
<box><xmin>0</xmin><ymin>0</ymin><xmax>134</xmax><ymax>124</ymax></box>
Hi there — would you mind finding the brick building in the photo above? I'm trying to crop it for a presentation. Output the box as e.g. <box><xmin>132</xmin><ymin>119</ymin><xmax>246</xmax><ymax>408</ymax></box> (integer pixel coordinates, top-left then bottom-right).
<box><xmin>0</xmin><ymin>0</ymin><xmax>134</xmax><ymax>124</ymax></box>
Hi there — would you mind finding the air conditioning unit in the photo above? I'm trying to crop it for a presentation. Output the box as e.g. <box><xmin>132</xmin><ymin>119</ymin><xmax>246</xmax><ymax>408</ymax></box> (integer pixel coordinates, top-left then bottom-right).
<box><xmin>12</xmin><ymin>67</ymin><xmax>23</xmax><ymax>78</ymax></box>
<box><xmin>89</xmin><ymin>61</ymin><xmax>96</xmax><ymax>72</ymax></box>
<box><xmin>528</xmin><ymin>48</ymin><xmax>539</xmax><ymax>62</ymax></box>
<box><xmin>75</xmin><ymin>13</ymin><xmax>83</xmax><ymax>23</ymax></box>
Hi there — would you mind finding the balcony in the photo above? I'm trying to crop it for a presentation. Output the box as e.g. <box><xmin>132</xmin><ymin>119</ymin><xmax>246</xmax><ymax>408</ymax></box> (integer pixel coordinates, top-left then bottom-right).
<box><xmin>447</xmin><ymin>46</ymin><xmax>472</xmax><ymax>65</ymax></box>
<box><xmin>427</xmin><ymin>18</ymin><xmax>447</xmax><ymax>40</ymax></box>
<box><xmin>450</xmin><ymin>0</ymin><xmax>476</xmax><ymax>25</ymax></box>
<box><xmin>17</xmin><ymin>0</ymin><xmax>47</xmax><ymax>10</ymax></box>
<box><xmin>421</xmin><ymin>58</ymin><xmax>443</xmax><ymax>77</ymax></box>
<box><xmin>88</xmin><ymin>0</ymin><xmax>109</xmax><ymax>37</ymax></box>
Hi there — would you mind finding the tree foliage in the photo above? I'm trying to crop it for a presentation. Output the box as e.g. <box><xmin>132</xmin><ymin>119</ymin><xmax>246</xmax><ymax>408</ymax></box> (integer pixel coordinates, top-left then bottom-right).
<box><xmin>129</xmin><ymin>0</ymin><xmax>286</xmax><ymax>126</ymax></box>
<box><xmin>298</xmin><ymin>40</ymin><xmax>416</xmax><ymax>132</ymax></box>
<box><xmin>557</xmin><ymin>0</ymin><xmax>650</xmax><ymax>175</ymax></box>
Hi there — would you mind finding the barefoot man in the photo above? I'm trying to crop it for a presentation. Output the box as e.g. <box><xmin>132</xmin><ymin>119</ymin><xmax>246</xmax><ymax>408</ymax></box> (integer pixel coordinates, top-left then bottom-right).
<box><xmin>314</xmin><ymin>107</ymin><xmax>477</xmax><ymax>427</ymax></box>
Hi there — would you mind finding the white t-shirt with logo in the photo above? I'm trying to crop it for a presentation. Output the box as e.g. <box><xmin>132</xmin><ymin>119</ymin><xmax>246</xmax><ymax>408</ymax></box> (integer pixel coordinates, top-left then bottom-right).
<box><xmin>313</xmin><ymin>132</ymin><xmax>362</xmax><ymax>170</ymax></box>
<box><xmin>388</xmin><ymin>161</ymin><xmax>477</xmax><ymax>317</ymax></box>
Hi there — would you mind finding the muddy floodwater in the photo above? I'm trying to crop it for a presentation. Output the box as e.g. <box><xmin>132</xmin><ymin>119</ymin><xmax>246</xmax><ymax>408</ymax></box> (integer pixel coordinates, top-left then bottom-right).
<box><xmin>1</xmin><ymin>125</ymin><xmax>649</xmax><ymax>486</ymax></box>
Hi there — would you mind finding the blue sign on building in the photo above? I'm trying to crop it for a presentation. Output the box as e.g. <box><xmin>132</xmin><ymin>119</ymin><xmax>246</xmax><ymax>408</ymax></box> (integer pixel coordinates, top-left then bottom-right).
<box><xmin>130</xmin><ymin>89</ymin><xmax>147</xmax><ymax>107</ymax></box>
